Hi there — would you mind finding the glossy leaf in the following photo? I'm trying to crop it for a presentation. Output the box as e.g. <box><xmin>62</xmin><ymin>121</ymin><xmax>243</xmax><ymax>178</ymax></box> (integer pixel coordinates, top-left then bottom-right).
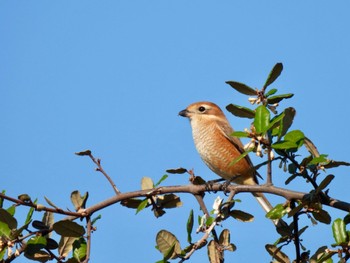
<box><xmin>309</xmin><ymin>155</ymin><xmax>329</xmax><ymax>166</ymax></box>
<box><xmin>229</xmin><ymin>210</ymin><xmax>254</xmax><ymax>222</ymax></box>
<box><xmin>316</xmin><ymin>175</ymin><xmax>335</xmax><ymax>193</ymax></box>
<box><xmin>154</xmin><ymin>174</ymin><xmax>168</xmax><ymax>187</ymax></box>
<box><xmin>275</xmin><ymin>107</ymin><xmax>296</xmax><ymax>139</ymax></box>
<box><xmin>266</xmin><ymin>204</ymin><xmax>287</xmax><ymax>220</ymax></box>
<box><xmin>136</xmin><ymin>198</ymin><xmax>149</xmax><ymax>214</ymax></box>
<box><xmin>0</xmin><ymin>221</ymin><xmax>11</xmax><ymax>237</ymax></box>
<box><xmin>332</xmin><ymin>218</ymin><xmax>347</xmax><ymax>245</ymax></box>
<box><xmin>265</xmin><ymin>88</ymin><xmax>278</xmax><ymax>97</ymax></box>
<box><xmin>267</xmin><ymin>93</ymin><xmax>294</xmax><ymax>104</ymax></box>
<box><xmin>226</xmin><ymin>81</ymin><xmax>256</xmax><ymax>95</ymax></box>
<box><xmin>26</xmin><ymin>236</ymin><xmax>47</xmax><ymax>255</ymax></box>
<box><xmin>263</xmin><ymin>63</ymin><xmax>283</xmax><ymax>90</ymax></box>
<box><xmin>226</xmin><ymin>104</ymin><xmax>255</xmax><ymax>119</ymax></box>
<box><xmin>254</xmin><ymin>105</ymin><xmax>270</xmax><ymax>134</ymax></box>
<box><xmin>324</xmin><ymin>160</ymin><xmax>350</xmax><ymax>169</ymax></box>
<box><xmin>156</xmin><ymin>230</ymin><xmax>181</xmax><ymax>259</ymax></box>
<box><xmin>0</xmin><ymin>208</ymin><xmax>17</xmax><ymax>229</ymax></box>
<box><xmin>229</xmin><ymin>150</ymin><xmax>251</xmax><ymax>167</ymax></box>
<box><xmin>230</xmin><ymin>131</ymin><xmax>249</xmax><ymax>138</ymax></box>
<box><xmin>284</xmin><ymin>130</ymin><xmax>305</xmax><ymax>145</ymax></box>
<box><xmin>53</xmin><ymin>220</ymin><xmax>85</xmax><ymax>237</ymax></box>
<box><xmin>312</xmin><ymin>210</ymin><xmax>331</xmax><ymax>225</ymax></box>
<box><xmin>186</xmin><ymin>209</ymin><xmax>193</xmax><ymax>244</ymax></box>
<box><xmin>272</xmin><ymin>141</ymin><xmax>298</xmax><ymax>150</ymax></box>
<box><xmin>73</xmin><ymin>238</ymin><xmax>87</xmax><ymax>262</ymax></box>
<box><xmin>25</xmin><ymin>198</ymin><xmax>37</xmax><ymax>225</ymax></box>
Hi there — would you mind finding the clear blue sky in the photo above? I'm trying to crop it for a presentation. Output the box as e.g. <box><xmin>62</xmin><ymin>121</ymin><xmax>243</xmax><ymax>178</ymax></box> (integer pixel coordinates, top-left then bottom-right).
<box><xmin>1</xmin><ymin>1</ymin><xmax>350</xmax><ymax>262</ymax></box>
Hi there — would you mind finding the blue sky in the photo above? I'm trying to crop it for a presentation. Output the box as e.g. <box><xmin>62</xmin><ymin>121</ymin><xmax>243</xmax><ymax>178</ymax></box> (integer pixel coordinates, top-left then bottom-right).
<box><xmin>1</xmin><ymin>1</ymin><xmax>350</xmax><ymax>262</ymax></box>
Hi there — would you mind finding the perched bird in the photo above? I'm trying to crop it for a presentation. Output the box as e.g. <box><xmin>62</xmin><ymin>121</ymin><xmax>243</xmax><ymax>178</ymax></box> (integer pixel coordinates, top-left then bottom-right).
<box><xmin>179</xmin><ymin>101</ymin><xmax>274</xmax><ymax>217</ymax></box>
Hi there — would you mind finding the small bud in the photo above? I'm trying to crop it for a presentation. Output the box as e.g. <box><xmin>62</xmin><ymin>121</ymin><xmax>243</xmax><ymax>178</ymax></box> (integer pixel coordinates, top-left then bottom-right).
<box><xmin>256</xmin><ymin>143</ymin><xmax>263</xmax><ymax>157</ymax></box>
<box><xmin>269</xmin><ymin>150</ymin><xmax>275</xmax><ymax>160</ymax></box>
<box><xmin>248</xmin><ymin>97</ymin><xmax>258</xmax><ymax>104</ymax></box>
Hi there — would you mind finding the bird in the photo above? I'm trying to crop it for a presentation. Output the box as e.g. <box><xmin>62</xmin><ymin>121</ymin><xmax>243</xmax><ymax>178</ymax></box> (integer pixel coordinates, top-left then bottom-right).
<box><xmin>179</xmin><ymin>101</ymin><xmax>275</xmax><ymax>219</ymax></box>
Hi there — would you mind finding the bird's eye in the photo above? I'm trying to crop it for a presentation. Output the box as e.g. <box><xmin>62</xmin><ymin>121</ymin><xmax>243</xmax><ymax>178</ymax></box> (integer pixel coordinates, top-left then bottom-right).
<box><xmin>198</xmin><ymin>106</ymin><xmax>206</xmax><ymax>112</ymax></box>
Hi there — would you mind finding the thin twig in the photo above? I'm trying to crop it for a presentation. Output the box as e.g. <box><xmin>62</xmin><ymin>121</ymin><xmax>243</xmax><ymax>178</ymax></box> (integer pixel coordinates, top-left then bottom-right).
<box><xmin>84</xmin><ymin>216</ymin><xmax>92</xmax><ymax>263</ymax></box>
<box><xmin>290</xmin><ymin>200</ymin><xmax>301</xmax><ymax>263</ymax></box>
<box><xmin>178</xmin><ymin>216</ymin><xmax>218</xmax><ymax>262</ymax></box>
<box><xmin>88</xmin><ymin>153</ymin><xmax>121</xmax><ymax>195</ymax></box>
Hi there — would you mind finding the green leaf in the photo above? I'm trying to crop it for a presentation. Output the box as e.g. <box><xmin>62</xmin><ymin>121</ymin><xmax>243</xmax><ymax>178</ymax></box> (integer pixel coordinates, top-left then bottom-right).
<box><xmin>316</xmin><ymin>175</ymin><xmax>335</xmax><ymax>193</ymax></box>
<box><xmin>324</xmin><ymin>160</ymin><xmax>350</xmax><ymax>169</ymax></box>
<box><xmin>154</xmin><ymin>174</ymin><xmax>169</xmax><ymax>187</ymax></box>
<box><xmin>166</xmin><ymin>168</ymin><xmax>187</xmax><ymax>174</ymax></box>
<box><xmin>186</xmin><ymin>210</ymin><xmax>193</xmax><ymax>244</ymax></box>
<box><xmin>136</xmin><ymin>198</ymin><xmax>149</xmax><ymax>214</ymax></box>
<box><xmin>229</xmin><ymin>150</ymin><xmax>251</xmax><ymax>167</ymax></box>
<box><xmin>266</xmin><ymin>204</ymin><xmax>288</xmax><ymax>220</ymax></box>
<box><xmin>53</xmin><ymin>220</ymin><xmax>86</xmax><ymax>237</ymax></box>
<box><xmin>0</xmin><ymin>208</ymin><xmax>17</xmax><ymax>229</ymax></box>
<box><xmin>267</xmin><ymin>112</ymin><xmax>285</xmax><ymax>131</ymax></box>
<box><xmin>6</xmin><ymin>205</ymin><xmax>15</xmax><ymax>216</ymax></box>
<box><xmin>26</xmin><ymin>236</ymin><xmax>47</xmax><ymax>255</ymax></box>
<box><xmin>0</xmin><ymin>221</ymin><xmax>11</xmax><ymax>237</ymax></box>
<box><xmin>332</xmin><ymin>218</ymin><xmax>347</xmax><ymax>245</ymax></box>
<box><xmin>44</xmin><ymin>196</ymin><xmax>59</xmax><ymax>209</ymax></box>
<box><xmin>230</xmin><ymin>131</ymin><xmax>249</xmax><ymax>138</ymax></box>
<box><xmin>309</xmin><ymin>155</ymin><xmax>329</xmax><ymax>166</ymax></box>
<box><xmin>275</xmin><ymin>107</ymin><xmax>296</xmax><ymax>139</ymax></box>
<box><xmin>73</xmin><ymin>238</ymin><xmax>87</xmax><ymax>262</ymax></box>
<box><xmin>226</xmin><ymin>104</ymin><xmax>255</xmax><ymax>119</ymax></box>
<box><xmin>229</xmin><ymin>210</ymin><xmax>254</xmax><ymax>222</ymax></box>
<box><xmin>272</xmin><ymin>141</ymin><xmax>298</xmax><ymax>150</ymax></box>
<box><xmin>263</xmin><ymin>63</ymin><xmax>283</xmax><ymax>90</ymax></box>
<box><xmin>156</xmin><ymin>230</ymin><xmax>181</xmax><ymax>259</ymax></box>
<box><xmin>225</xmin><ymin>81</ymin><xmax>257</xmax><ymax>95</ymax></box>
<box><xmin>25</xmin><ymin>198</ymin><xmax>37</xmax><ymax>225</ymax></box>
<box><xmin>284</xmin><ymin>130</ymin><xmax>305</xmax><ymax>145</ymax></box>
<box><xmin>312</xmin><ymin>210</ymin><xmax>331</xmax><ymax>225</ymax></box>
<box><xmin>265</xmin><ymin>88</ymin><xmax>278</xmax><ymax>97</ymax></box>
<box><xmin>267</xmin><ymin>93</ymin><xmax>294</xmax><ymax>104</ymax></box>
<box><xmin>254</xmin><ymin>105</ymin><xmax>270</xmax><ymax>134</ymax></box>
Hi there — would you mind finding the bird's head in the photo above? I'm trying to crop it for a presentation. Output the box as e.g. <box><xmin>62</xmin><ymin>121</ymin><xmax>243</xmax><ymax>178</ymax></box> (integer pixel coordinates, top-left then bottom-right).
<box><xmin>179</xmin><ymin>101</ymin><xmax>226</xmax><ymax>122</ymax></box>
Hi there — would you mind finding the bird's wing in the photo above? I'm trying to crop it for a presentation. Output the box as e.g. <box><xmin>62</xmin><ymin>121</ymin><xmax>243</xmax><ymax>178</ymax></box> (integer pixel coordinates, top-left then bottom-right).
<box><xmin>217</xmin><ymin>120</ymin><xmax>260</xmax><ymax>182</ymax></box>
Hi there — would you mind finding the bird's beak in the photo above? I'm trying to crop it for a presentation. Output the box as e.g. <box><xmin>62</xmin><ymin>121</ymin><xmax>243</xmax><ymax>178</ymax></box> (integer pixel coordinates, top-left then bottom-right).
<box><xmin>179</xmin><ymin>109</ymin><xmax>189</xmax><ymax>117</ymax></box>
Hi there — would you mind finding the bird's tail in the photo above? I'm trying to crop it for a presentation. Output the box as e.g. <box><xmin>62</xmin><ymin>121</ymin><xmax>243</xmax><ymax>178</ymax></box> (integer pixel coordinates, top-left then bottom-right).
<box><xmin>252</xmin><ymin>192</ymin><xmax>280</xmax><ymax>226</ymax></box>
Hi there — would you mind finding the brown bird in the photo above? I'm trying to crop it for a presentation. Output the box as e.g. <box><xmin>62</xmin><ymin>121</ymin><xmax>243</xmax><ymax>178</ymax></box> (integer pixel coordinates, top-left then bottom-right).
<box><xmin>179</xmin><ymin>101</ymin><xmax>274</xmax><ymax>217</ymax></box>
